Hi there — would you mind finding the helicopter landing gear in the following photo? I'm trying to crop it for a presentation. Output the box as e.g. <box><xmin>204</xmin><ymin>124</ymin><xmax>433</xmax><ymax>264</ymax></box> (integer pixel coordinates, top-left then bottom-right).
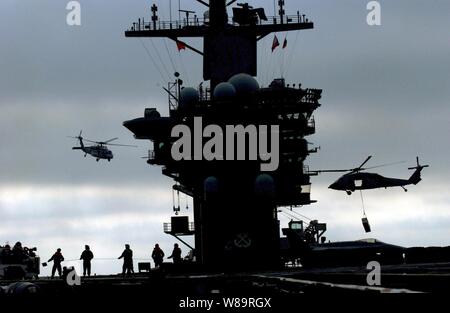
<box><xmin>346</xmin><ymin>190</ymin><xmax>352</xmax><ymax>195</ymax></box>
<box><xmin>401</xmin><ymin>186</ymin><xmax>408</xmax><ymax>192</ymax></box>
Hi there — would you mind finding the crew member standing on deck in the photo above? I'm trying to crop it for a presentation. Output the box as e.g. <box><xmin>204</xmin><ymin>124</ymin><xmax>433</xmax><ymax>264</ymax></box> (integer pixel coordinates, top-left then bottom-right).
<box><xmin>168</xmin><ymin>243</ymin><xmax>182</xmax><ymax>264</ymax></box>
<box><xmin>152</xmin><ymin>244</ymin><xmax>165</xmax><ymax>268</ymax></box>
<box><xmin>80</xmin><ymin>245</ymin><xmax>94</xmax><ymax>277</ymax></box>
<box><xmin>118</xmin><ymin>244</ymin><xmax>134</xmax><ymax>277</ymax></box>
<box><xmin>48</xmin><ymin>248</ymin><xmax>64</xmax><ymax>279</ymax></box>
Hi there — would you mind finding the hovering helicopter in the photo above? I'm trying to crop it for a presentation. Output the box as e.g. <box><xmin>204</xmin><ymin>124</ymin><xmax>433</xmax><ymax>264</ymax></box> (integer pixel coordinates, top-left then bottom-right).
<box><xmin>312</xmin><ymin>156</ymin><xmax>429</xmax><ymax>195</ymax></box>
<box><xmin>69</xmin><ymin>131</ymin><xmax>137</xmax><ymax>162</ymax></box>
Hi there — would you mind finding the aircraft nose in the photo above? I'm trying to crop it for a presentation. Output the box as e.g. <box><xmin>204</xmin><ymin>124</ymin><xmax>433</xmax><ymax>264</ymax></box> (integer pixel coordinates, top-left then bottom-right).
<box><xmin>329</xmin><ymin>182</ymin><xmax>339</xmax><ymax>190</ymax></box>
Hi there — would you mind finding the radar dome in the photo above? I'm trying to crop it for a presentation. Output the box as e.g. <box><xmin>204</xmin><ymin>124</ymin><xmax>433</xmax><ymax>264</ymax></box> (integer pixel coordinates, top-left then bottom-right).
<box><xmin>255</xmin><ymin>174</ymin><xmax>275</xmax><ymax>198</ymax></box>
<box><xmin>213</xmin><ymin>82</ymin><xmax>236</xmax><ymax>99</ymax></box>
<box><xmin>228</xmin><ymin>73</ymin><xmax>259</xmax><ymax>95</ymax></box>
<box><xmin>204</xmin><ymin>176</ymin><xmax>219</xmax><ymax>194</ymax></box>
<box><xmin>204</xmin><ymin>176</ymin><xmax>219</xmax><ymax>201</ymax></box>
<box><xmin>179</xmin><ymin>87</ymin><xmax>199</xmax><ymax>108</ymax></box>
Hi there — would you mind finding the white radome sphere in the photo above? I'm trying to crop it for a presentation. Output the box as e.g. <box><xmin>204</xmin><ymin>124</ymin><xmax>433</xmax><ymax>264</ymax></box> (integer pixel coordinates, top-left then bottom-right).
<box><xmin>179</xmin><ymin>87</ymin><xmax>199</xmax><ymax>108</ymax></box>
<box><xmin>213</xmin><ymin>82</ymin><xmax>237</xmax><ymax>99</ymax></box>
<box><xmin>228</xmin><ymin>73</ymin><xmax>260</xmax><ymax>95</ymax></box>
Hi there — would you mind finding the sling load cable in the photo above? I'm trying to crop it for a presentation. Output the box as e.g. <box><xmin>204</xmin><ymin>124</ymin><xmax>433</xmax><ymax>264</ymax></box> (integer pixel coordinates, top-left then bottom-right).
<box><xmin>360</xmin><ymin>190</ymin><xmax>372</xmax><ymax>233</ymax></box>
<box><xmin>138</xmin><ymin>38</ymin><xmax>170</xmax><ymax>84</ymax></box>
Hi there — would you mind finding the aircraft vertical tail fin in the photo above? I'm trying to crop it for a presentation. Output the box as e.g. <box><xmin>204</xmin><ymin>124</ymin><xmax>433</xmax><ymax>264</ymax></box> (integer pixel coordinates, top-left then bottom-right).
<box><xmin>68</xmin><ymin>130</ymin><xmax>85</xmax><ymax>150</ymax></box>
<box><xmin>77</xmin><ymin>130</ymin><xmax>85</xmax><ymax>150</ymax></box>
<box><xmin>408</xmin><ymin>157</ymin><xmax>429</xmax><ymax>185</ymax></box>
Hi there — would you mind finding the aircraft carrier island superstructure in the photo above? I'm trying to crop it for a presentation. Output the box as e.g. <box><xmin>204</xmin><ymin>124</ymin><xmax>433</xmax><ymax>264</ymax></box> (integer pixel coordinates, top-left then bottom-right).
<box><xmin>123</xmin><ymin>0</ymin><xmax>322</xmax><ymax>270</ymax></box>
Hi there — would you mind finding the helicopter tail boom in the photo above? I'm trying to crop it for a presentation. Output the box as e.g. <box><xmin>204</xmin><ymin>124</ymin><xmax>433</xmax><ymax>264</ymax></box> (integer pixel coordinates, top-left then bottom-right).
<box><xmin>407</xmin><ymin>157</ymin><xmax>429</xmax><ymax>185</ymax></box>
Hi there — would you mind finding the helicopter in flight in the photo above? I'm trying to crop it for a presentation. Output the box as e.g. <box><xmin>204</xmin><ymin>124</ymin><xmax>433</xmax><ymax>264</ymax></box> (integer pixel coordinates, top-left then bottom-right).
<box><xmin>69</xmin><ymin>131</ymin><xmax>137</xmax><ymax>162</ymax></box>
<box><xmin>312</xmin><ymin>156</ymin><xmax>429</xmax><ymax>195</ymax></box>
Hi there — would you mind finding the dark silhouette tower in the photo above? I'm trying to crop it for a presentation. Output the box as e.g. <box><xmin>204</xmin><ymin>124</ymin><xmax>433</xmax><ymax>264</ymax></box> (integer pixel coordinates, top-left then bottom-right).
<box><xmin>124</xmin><ymin>1</ymin><xmax>322</xmax><ymax>270</ymax></box>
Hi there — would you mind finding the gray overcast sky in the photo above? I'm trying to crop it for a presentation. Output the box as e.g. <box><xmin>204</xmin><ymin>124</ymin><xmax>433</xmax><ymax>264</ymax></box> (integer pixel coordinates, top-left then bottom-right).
<box><xmin>1</xmin><ymin>0</ymin><xmax>450</xmax><ymax>275</ymax></box>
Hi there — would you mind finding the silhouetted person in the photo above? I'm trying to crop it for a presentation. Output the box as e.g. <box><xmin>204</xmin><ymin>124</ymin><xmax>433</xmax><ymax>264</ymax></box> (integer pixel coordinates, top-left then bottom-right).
<box><xmin>152</xmin><ymin>244</ymin><xmax>165</xmax><ymax>268</ymax></box>
<box><xmin>1</xmin><ymin>244</ymin><xmax>11</xmax><ymax>263</ymax></box>
<box><xmin>12</xmin><ymin>242</ymin><xmax>25</xmax><ymax>262</ymax></box>
<box><xmin>80</xmin><ymin>245</ymin><xmax>94</xmax><ymax>277</ymax></box>
<box><xmin>118</xmin><ymin>244</ymin><xmax>133</xmax><ymax>277</ymax></box>
<box><xmin>48</xmin><ymin>248</ymin><xmax>64</xmax><ymax>278</ymax></box>
<box><xmin>168</xmin><ymin>244</ymin><xmax>182</xmax><ymax>264</ymax></box>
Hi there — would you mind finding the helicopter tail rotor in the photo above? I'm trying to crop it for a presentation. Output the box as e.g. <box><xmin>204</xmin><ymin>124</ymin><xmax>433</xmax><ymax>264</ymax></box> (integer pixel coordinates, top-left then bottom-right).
<box><xmin>407</xmin><ymin>157</ymin><xmax>429</xmax><ymax>185</ymax></box>
<box><xmin>408</xmin><ymin>157</ymin><xmax>429</xmax><ymax>171</ymax></box>
<box><xmin>67</xmin><ymin>130</ymin><xmax>86</xmax><ymax>149</ymax></box>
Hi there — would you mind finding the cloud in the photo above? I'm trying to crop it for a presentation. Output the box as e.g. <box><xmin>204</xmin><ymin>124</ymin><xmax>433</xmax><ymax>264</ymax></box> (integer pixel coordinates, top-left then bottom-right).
<box><xmin>1</xmin><ymin>0</ymin><xmax>449</xmax><ymax>275</ymax></box>
<box><xmin>0</xmin><ymin>184</ymin><xmax>194</xmax><ymax>275</ymax></box>
<box><xmin>278</xmin><ymin>181</ymin><xmax>450</xmax><ymax>247</ymax></box>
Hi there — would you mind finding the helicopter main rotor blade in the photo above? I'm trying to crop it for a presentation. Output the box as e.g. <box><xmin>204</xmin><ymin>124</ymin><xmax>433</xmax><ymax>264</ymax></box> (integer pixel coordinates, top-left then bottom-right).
<box><xmin>83</xmin><ymin>139</ymin><xmax>100</xmax><ymax>144</ymax></box>
<box><xmin>106</xmin><ymin>143</ymin><xmax>138</xmax><ymax>147</ymax></box>
<box><xmin>313</xmin><ymin>169</ymin><xmax>354</xmax><ymax>174</ymax></box>
<box><xmin>364</xmin><ymin>161</ymin><xmax>406</xmax><ymax>170</ymax></box>
<box><xmin>311</xmin><ymin>156</ymin><xmax>373</xmax><ymax>175</ymax></box>
<box><xmin>103</xmin><ymin>137</ymin><xmax>119</xmax><ymax>144</ymax></box>
<box><xmin>354</xmin><ymin>155</ymin><xmax>372</xmax><ymax>172</ymax></box>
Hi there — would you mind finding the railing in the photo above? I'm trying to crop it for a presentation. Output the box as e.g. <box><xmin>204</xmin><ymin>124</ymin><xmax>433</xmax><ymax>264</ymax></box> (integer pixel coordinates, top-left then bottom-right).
<box><xmin>128</xmin><ymin>14</ymin><xmax>312</xmax><ymax>32</ymax></box>
<box><xmin>303</xmin><ymin>164</ymin><xmax>311</xmax><ymax>174</ymax></box>
<box><xmin>307</xmin><ymin>116</ymin><xmax>316</xmax><ymax>129</ymax></box>
<box><xmin>163</xmin><ymin>223</ymin><xmax>195</xmax><ymax>233</ymax></box>
<box><xmin>303</xmin><ymin>88</ymin><xmax>322</xmax><ymax>104</ymax></box>
<box><xmin>146</xmin><ymin>150</ymin><xmax>156</xmax><ymax>161</ymax></box>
